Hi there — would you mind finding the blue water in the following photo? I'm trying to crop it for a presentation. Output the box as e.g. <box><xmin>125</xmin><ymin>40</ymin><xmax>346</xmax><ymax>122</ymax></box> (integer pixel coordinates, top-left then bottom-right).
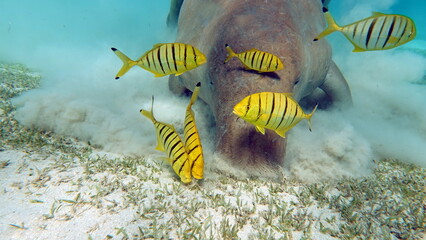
<box><xmin>0</xmin><ymin>0</ymin><xmax>170</xmax><ymax>64</ymax></box>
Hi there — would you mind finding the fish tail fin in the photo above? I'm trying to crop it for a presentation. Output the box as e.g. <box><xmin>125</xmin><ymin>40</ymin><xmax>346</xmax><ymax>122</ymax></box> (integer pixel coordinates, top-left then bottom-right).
<box><xmin>306</xmin><ymin>104</ymin><xmax>318</xmax><ymax>132</ymax></box>
<box><xmin>111</xmin><ymin>47</ymin><xmax>138</xmax><ymax>79</ymax></box>
<box><xmin>313</xmin><ymin>10</ymin><xmax>341</xmax><ymax>41</ymax></box>
<box><xmin>188</xmin><ymin>82</ymin><xmax>201</xmax><ymax>109</ymax></box>
<box><xmin>224</xmin><ymin>44</ymin><xmax>236</xmax><ymax>63</ymax></box>
<box><xmin>140</xmin><ymin>96</ymin><xmax>156</xmax><ymax>122</ymax></box>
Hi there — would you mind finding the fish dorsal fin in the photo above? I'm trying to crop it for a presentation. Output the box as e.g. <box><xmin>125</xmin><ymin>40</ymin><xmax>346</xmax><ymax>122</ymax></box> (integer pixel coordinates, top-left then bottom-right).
<box><xmin>153</xmin><ymin>43</ymin><xmax>166</xmax><ymax>48</ymax></box>
<box><xmin>372</xmin><ymin>12</ymin><xmax>386</xmax><ymax>17</ymax></box>
<box><xmin>255</xmin><ymin>125</ymin><xmax>266</xmax><ymax>135</ymax></box>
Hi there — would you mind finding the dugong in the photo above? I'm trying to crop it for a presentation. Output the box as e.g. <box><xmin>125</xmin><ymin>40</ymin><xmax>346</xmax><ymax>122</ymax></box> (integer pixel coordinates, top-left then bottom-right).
<box><xmin>168</xmin><ymin>0</ymin><xmax>352</xmax><ymax>176</ymax></box>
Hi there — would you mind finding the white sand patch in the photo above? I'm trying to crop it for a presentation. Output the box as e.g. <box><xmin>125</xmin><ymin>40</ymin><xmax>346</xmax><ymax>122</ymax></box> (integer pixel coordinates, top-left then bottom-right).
<box><xmin>0</xmin><ymin>150</ymin><xmax>139</xmax><ymax>240</ymax></box>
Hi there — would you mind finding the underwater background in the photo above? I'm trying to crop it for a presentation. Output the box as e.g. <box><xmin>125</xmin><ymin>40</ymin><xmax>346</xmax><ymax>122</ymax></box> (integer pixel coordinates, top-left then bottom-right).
<box><xmin>0</xmin><ymin>0</ymin><xmax>425</xmax><ymax>239</ymax></box>
<box><xmin>1</xmin><ymin>0</ymin><xmax>425</xmax><ymax>179</ymax></box>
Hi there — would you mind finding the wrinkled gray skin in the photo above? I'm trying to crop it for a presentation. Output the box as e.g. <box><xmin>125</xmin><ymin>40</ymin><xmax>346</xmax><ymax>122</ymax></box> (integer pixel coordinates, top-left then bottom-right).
<box><xmin>168</xmin><ymin>0</ymin><xmax>352</xmax><ymax>175</ymax></box>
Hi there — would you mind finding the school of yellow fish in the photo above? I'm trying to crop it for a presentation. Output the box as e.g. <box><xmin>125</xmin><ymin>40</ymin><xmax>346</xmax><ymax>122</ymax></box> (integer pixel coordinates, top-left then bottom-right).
<box><xmin>111</xmin><ymin>7</ymin><xmax>416</xmax><ymax>183</ymax></box>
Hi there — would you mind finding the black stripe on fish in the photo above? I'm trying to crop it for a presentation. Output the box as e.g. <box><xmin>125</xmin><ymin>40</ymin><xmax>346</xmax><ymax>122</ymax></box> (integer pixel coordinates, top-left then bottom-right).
<box><xmin>187</xmin><ymin>144</ymin><xmax>199</xmax><ymax>154</ymax></box>
<box><xmin>366</xmin><ymin>18</ymin><xmax>378</xmax><ymax>49</ymax></box>
<box><xmin>160</xmin><ymin>127</ymin><xmax>173</xmax><ymax>139</ymax></box>
<box><xmin>185</xmin><ymin>132</ymin><xmax>196</xmax><ymax>143</ymax></box>
<box><xmin>192</xmin><ymin>46</ymin><xmax>198</xmax><ymax>66</ymax></box>
<box><xmin>163</xmin><ymin>130</ymin><xmax>174</xmax><ymax>143</ymax></box>
<box><xmin>173</xmin><ymin>151</ymin><xmax>185</xmax><ymax>165</ymax></box>
<box><xmin>289</xmin><ymin>106</ymin><xmax>298</xmax><ymax>126</ymax></box>
<box><xmin>170</xmin><ymin>141</ymin><xmax>182</xmax><ymax>156</ymax></box>
<box><xmin>359</xmin><ymin>21</ymin><xmax>369</xmax><ymax>48</ymax></box>
<box><xmin>184</xmin><ymin>122</ymin><xmax>194</xmax><ymax>134</ymax></box>
<box><xmin>275</xmin><ymin>57</ymin><xmax>279</xmax><ymax>70</ymax></box>
<box><xmin>244</xmin><ymin>95</ymin><xmax>251</xmax><ymax>117</ymax></box>
<box><xmin>256</xmin><ymin>94</ymin><xmax>262</xmax><ymax>122</ymax></box>
<box><xmin>375</xmin><ymin>17</ymin><xmax>388</xmax><ymax>48</ymax></box>
<box><xmin>266</xmin><ymin>93</ymin><xmax>275</xmax><ymax>126</ymax></box>
<box><xmin>172</xmin><ymin>44</ymin><xmax>177</xmax><ymax>72</ymax></box>
<box><xmin>259</xmin><ymin>52</ymin><xmax>266</xmax><ymax>70</ymax></box>
<box><xmin>186</xmin><ymin>136</ymin><xmax>197</xmax><ymax>148</ymax></box>
<box><xmin>184</xmin><ymin>125</ymin><xmax>195</xmax><ymax>139</ymax></box>
<box><xmin>159</xmin><ymin>125</ymin><xmax>167</xmax><ymax>137</ymax></box>
<box><xmin>165</xmin><ymin>134</ymin><xmax>178</xmax><ymax>150</ymax></box>
<box><xmin>191</xmin><ymin>154</ymin><xmax>201</xmax><ymax>169</ymax></box>
<box><xmin>165</xmin><ymin>45</ymin><xmax>172</xmax><ymax>73</ymax></box>
<box><xmin>146</xmin><ymin>52</ymin><xmax>151</xmax><ymax>69</ymax></box>
<box><xmin>150</xmin><ymin>51</ymin><xmax>158</xmax><ymax>74</ymax></box>
<box><xmin>276</xmin><ymin>96</ymin><xmax>288</xmax><ymax>129</ymax></box>
<box><xmin>267</xmin><ymin>54</ymin><xmax>273</xmax><ymax>70</ymax></box>
<box><xmin>392</xmin><ymin>17</ymin><xmax>404</xmax><ymax>44</ymax></box>
<box><xmin>157</xmin><ymin>47</ymin><xmax>165</xmax><ymax>74</ymax></box>
<box><xmin>251</xmin><ymin>51</ymin><xmax>257</xmax><ymax>68</ymax></box>
<box><xmin>183</xmin><ymin>45</ymin><xmax>188</xmax><ymax>69</ymax></box>
<box><xmin>184</xmin><ymin>119</ymin><xmax>194</xmax><ymax>128</ymax></box>
<box><xmin>178</xmin><ymin>159</ymin><xmax>188</xmax><ymax>174</ymax></box>
<box><xmin>275</xmin><ymin>93</ymin><xmax>283</xmax><ymax>128</ymax></box>
<box><xmin>395</xmin><ymin>17</ymin><xmax>408</xmax><ymax>45</ymax></box>
<box><xmin>352</xmin><ymin>24</ymin><xmax>358</xmax><ymax>39</ymax></box>
<box><xmin>383</xmin><ymin>16</ymin><xmax>396</xmax><ymax>48</ymax></box>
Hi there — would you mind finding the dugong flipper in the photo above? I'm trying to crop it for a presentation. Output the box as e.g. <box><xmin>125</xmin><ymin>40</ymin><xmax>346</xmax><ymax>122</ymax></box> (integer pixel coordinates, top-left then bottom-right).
<box><xmin>168</xmin><ymin>0</ymin><xmax>352</xmax><ymax>176</ymax></box>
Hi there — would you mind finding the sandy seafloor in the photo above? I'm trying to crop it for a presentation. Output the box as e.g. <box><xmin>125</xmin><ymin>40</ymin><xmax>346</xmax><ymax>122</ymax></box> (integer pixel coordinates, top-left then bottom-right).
<box><xmin>0</xmin><ymin>64</ymin><xmax>425</xmax><ymax>240</ymax></box>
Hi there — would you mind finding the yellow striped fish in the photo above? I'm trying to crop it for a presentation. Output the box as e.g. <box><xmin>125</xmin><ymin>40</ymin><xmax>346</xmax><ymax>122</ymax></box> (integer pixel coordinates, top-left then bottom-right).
<box><xmin>183</xmin><ymin>82</ymin><xmax>204</xmax><ymax>179</ymax></box>
<box><xmin>314</xmin><ymin>8</ymin><xmax>416</xmax><ymax>52</ymax></box>
<box><xmin>224</xmin><ymin>44</ymin><xmax>284</xmax><ymax>72</ymax></box>
<box><xmin>112</xmin><ymin>43</ymin><xmax>207</xmax><ymax>79</ymax></box>
<box><xmin>233</xmin><ymin>92</ymin><xmax>317</xmax><ymax>138</ymax></box>
<box><xmin>140</xmin><ymin>96</ymin><xmax>191</xmax><ymax>183</ymax></box>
